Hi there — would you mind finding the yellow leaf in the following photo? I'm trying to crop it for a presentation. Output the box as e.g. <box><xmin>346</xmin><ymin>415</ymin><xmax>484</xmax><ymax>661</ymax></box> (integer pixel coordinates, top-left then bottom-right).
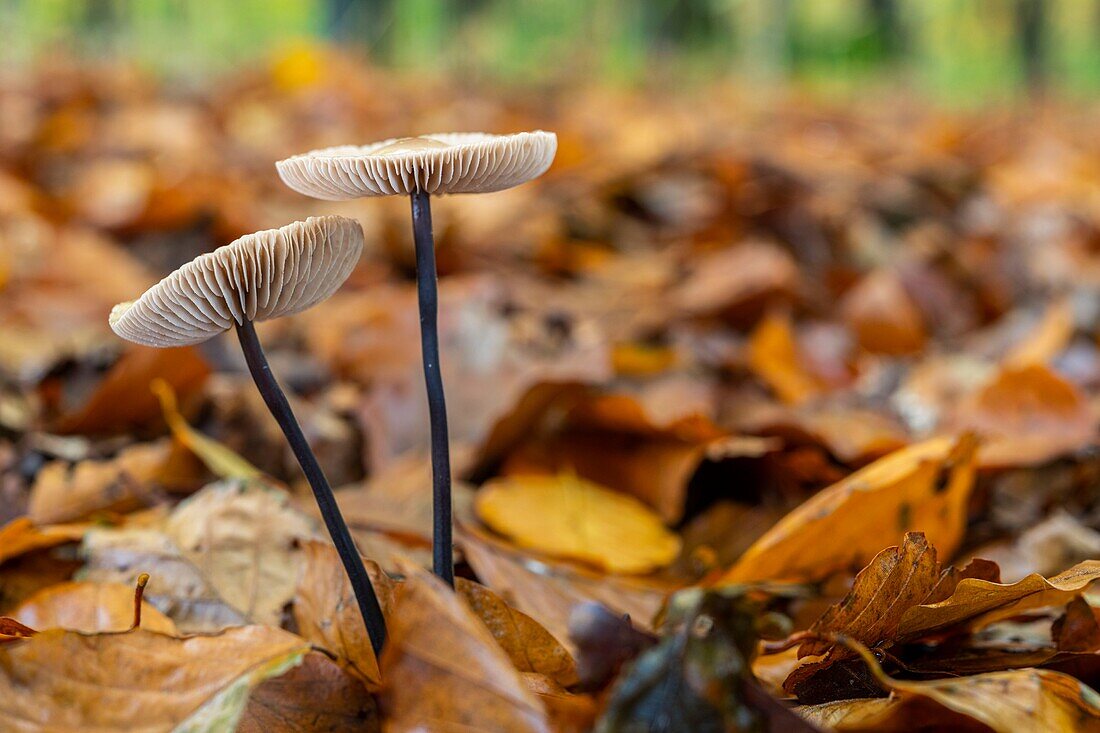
<box><xmin>151</xmin><ymin>378</ymin><xmax>262</xmax><ymax>480</ymax></box>
<box><xmin>475</xmin><ymin>474</ymin><xmax>682</xmax><ymax>574</ymax></box>
<box><xmin>719</xmin><ymin>435</ymin><xmax>977</xmax><ymax>584</ymax></box>
<box><xmin>746</xmin><ymin>310</ymin><xmax>822</xmax><ymax>405</ymax></box>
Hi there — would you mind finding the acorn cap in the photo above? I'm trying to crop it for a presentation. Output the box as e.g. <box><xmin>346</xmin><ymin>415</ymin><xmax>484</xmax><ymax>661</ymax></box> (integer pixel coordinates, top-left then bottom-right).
<box><xmin>109</xmin><ymin>216</ymin><xmax>363</xmax><ymax>347</ymax></box>
<box><xmin>276</xmin><ymin>131</ymin><xmax>557</xmax><ymax>200</ymax></box>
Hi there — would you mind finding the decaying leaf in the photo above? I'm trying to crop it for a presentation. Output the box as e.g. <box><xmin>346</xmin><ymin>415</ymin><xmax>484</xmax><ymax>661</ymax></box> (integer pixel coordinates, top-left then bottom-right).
<box><xmin>475</xmin><ymin>473</ymin><xmax>682</xmax><ymax>574</ymax></box>
<box><xmin>458</xmin><ymin>577</ymin><xmax>579</xmax><ymax>687</ymax></box>
<box><xmin>380</xmin><ymin>562</ymin><xmax>551</xmax><ymax>733</ymax></box>
<box><xmin>0</xmin><ymin>625</ymin><xmax>309</xmax><ymax>731</ymax></box>
<box><xmin>720</xmin><ymin>435</ymin><xmax>977</xmax><ymax>583</ymax></box>
<box><xmin>293</xmin><ymin>539</ymin><xmax>396</xmax><ymax>688</ymax></box>
<box><xmin>13</xmin><ymin>580</ymin><xmax>176</xmax><ymax>634</ymax></box>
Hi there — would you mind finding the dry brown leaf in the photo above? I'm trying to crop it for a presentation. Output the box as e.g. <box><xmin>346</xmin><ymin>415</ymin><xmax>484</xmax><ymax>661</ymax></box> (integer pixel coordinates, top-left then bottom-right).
<box><xmin>293</xmin><ymin>539</ymin><xmax>396</xmax><ymax>688</ymax></box>
<box><xmin>0</xmin><ymin>625</ymin><xmax>309</xmax><ymax>731</ymax></box>
<box><xmin>720</xmin><ymin>435</ymin><xmax>977</xmax><ymax>583</ymax></box>
<box><xmin>747</xmin><ymin>310</ymin><xmax>824</xmax><ymax>405</ymax></box>
<box><xmin>28</xmin><ymin>439</ymin><xmax>172</xmax><ymax>524</ymax></box>
<box><xmin>799</xmin><ymin>532</ymin><xmax>939</xmax><ymax>658</ymax></box>
<box><xmin>238</xmin><ymin>650</ymin><xmax>380</xmax><ymax>733</ymax></box>
<box><xmin>841</xmin><ymin>269</ymin><xmax>927</xmax><ymax>355</ymax></box>
<box><xmin>673</xmin><ymin>241</ymin><xmax>800</xmax><ymax>320</ymax></box>
<box><xmin>13</xmin><ymin>581</ymin><xmax>176</xmax><ymax>634</ymax></box>
<box><xmin>951</xmin><ymin>364</ymin><xmax>1096</xmax><ymax>467</ymax></box>
<box><xmin>54</xmin><ymin>344</ymin><xmax>209</xmax><ymax>435</ymax></box>
<box><xmin>475</xmin><ymin>473</ymin><xmax>682</xmax><ymax>574</ymax></box>
<box><xmin>380</xmin><ymin>562</ymin><xmax>551</xmax><ymax>733</ymax></box>
<box><xmin>457</xmin><ymin>577</ymin><xmax>578</xmax><ymax>687</ymax></box>
<box><xmin>898</xmin><ymin>560</ymin><xmax>1100</xmax><ymax>640</ymax></box>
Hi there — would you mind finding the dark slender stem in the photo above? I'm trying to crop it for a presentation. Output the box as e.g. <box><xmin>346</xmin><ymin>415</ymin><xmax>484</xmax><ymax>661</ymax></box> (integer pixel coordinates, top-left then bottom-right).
<box><xmin>410</xmin><ymin>190</ymin><xmax>454</xmax><ymax>587</ymax></box>
<box><xmin>236</xmin><ymin>320</ymin><xmax>386</xmax><ymax>656</ymax></box>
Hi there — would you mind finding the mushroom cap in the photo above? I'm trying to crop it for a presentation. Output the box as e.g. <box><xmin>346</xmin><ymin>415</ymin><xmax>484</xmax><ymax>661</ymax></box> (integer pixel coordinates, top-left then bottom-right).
<box><xmin>109</xmin><ymin>216</ymin><xmax>363</xmax><ymax>347</ymax></box>
<box><xmin>276</xmin><ymin>131</ymin><xmax>557</xmax><ymax>200</ymax></box>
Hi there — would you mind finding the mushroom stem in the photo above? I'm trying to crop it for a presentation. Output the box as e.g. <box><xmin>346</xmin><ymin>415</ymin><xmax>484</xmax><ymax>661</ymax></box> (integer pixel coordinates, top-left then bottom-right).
<box><xmin>410</xmin><ymin>190</ymin><xmax>454</xmax><ymax>587</ymax></box>
<box><xmin>235</xmin><ymin>320</ymin><xmax>387</xmax><ymax>656</ymax></box>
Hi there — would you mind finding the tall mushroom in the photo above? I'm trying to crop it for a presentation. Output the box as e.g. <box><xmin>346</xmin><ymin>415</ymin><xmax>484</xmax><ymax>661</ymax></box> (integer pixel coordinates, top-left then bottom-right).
<box><xmin>109</xmin><ymin>215</ymin><xmax>387</xmax><ymax>655</ymax></box>
<box><xmin>277</xmin><ymin>131</ymin><xmax>557</xmax><ymax>586</ymax></box>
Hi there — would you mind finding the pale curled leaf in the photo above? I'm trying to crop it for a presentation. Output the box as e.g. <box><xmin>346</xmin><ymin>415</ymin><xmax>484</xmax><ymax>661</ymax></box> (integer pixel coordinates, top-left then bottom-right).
<box><xmin>152</xmin><ymin>379</ymin><xmax>262</xmax><ymax>480</ymax></box>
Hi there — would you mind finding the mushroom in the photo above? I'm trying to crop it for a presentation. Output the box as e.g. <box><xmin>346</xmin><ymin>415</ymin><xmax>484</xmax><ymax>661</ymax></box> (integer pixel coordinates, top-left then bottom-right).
<box><xmin>277</xmin><ymin>131</ymin><xmax>557</xmax><ymax>586</ymax></box>
<box><xmin>109</xmin><ymin>215</ymin><xmax>386</xmax><ymax>655</ymax></box>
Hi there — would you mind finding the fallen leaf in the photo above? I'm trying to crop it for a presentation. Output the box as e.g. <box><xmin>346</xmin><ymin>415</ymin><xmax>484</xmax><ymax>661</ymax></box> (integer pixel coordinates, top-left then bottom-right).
<box><xmin>747</xmin><ymin>310</ymin><xmax>824</xmax><ymax>405</ymax></box>
<box><xmin>798</xmin><ymin>636</ymin><xmax>1100</xmax><ymax>733</ymax></box>
<box><xmin>0</xmin><ymin>518</ymin><xmax>85</xmax><ymax>566</ymax></box>
<box><xmin>951</xmin><ymin>364</ymin><xmax>1096</xmax><ymax>467</ymax></box>
<box><xmin>28</xmin><ymin>440</ymin><xmax>172</xmax><ymax>524</ymax></box>
<box><xmin>0</xmin><ymin>616</ymin><xmax>36</xmax><ymax>641</ymax></box>
<box><xmin>898</xmin><ymin>560</ymin><xmax>1100</xmax><ymax>641</ymax></box>
<box><xmin>165</xmin><ymin>480</ymin><xmax>315</xmax><ymax>627</ymax></box>
<box><xmin>238</xmin><ymin>651</ymin><xmax>380</xmax><ymax>733</ymax></box>
<box><xmin>458</xmin><ymin>577</ymin><xmax>579</xmax><ymax>687</ymax></box>
<box><xmin>523</xmin><ymin>673</ymin><xmax>599</xmax><ymax>733</ymax></box>
<box><xmin>841</xmin><ymin>269</ymin><xmax>927</xmax><ymax>355</ymax></box>
<box><xmin>13</xmin><ymin>581</ymin><xmax>176</xmax><ymax>634</ymax></box>
<box><xmin>152</xmin><ymin>378</ymin><xmax>263</xmax><ymax>480</ymax></box>
<box><xmin>458</xmin><ymin>522</ymin><xmax>668</xmax><ymax>655</ymax></box>
<box><xmin>720</xmin><ymin>435</ymin><xmax>977</xmax><ymax>583</ymax></box>
<box><xmin>80</xmin><ymin>526</ymin><xmax>248</xmax><ymax>632</ymax></box>
<box><xmin>673</xmin><ymin>242</ymin><xmax>800</xmax><ymax>321</ymax></box>
<box><xmin>380</xmin><ymin>562</ymin><xmax>551</xmax><ymax>733</ymax></box>
<box><xmin>55</xmin><ymin>344</ymin><xmax>209</xmax><ymax>435</ymax></box>
<box><xmin>0</xmin><ymin>625</ymin><xmax>309</xmax><ymax>731</ymax></box>
<box><xmin>293</xmin><ymin>539</ymin><xmax>396</xmax><ymax>688</ymax></box>
<box><xmin>1004</xmin><ymin>298</ymin><xmax>1075</xmax><ymax>369</ymax></box>
<box><xmin>475</xmin><ymin>473</ymin><xmax>682</xmax><ymax>574</ymax></box>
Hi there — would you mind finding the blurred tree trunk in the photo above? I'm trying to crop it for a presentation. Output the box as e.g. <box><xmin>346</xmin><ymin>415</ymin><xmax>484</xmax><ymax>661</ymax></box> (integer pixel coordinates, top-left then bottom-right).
<box><xmin>868</xmin><ymin>0</ymin><xmax>906</xmax><ymax>63</ymax></box>
<box><xmin>1015</xmin><ymin>0</ymin><xmax>1046</xmax><ymax>94</ymax></box>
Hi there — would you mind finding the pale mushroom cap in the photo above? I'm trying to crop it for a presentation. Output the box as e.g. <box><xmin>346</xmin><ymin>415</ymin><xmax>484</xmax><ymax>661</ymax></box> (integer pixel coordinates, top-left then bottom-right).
<box><xmin>276</xmin><ymin>130</ymin><xmax>557</xmax><ymax>200</ymax></box>
<box><xmin>109</xmin><ymin>216</ymin><xmax>364</xmax><ymax>347</ymax></box>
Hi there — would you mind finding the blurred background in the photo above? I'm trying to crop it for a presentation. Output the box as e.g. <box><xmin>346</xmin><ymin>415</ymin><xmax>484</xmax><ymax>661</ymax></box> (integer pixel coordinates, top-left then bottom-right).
<box><xmin>3</xmin><ymin>0</ymin><xmax>1100</xmax><ymax>100</ymax></box>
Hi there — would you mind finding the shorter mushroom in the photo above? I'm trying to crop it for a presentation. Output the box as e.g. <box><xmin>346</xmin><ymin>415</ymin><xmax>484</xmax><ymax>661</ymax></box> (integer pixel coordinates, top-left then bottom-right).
<box><xmin>109</xmin><ymin>215</ymin><xmax>386</xmax><ymax>655</ymax></box>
